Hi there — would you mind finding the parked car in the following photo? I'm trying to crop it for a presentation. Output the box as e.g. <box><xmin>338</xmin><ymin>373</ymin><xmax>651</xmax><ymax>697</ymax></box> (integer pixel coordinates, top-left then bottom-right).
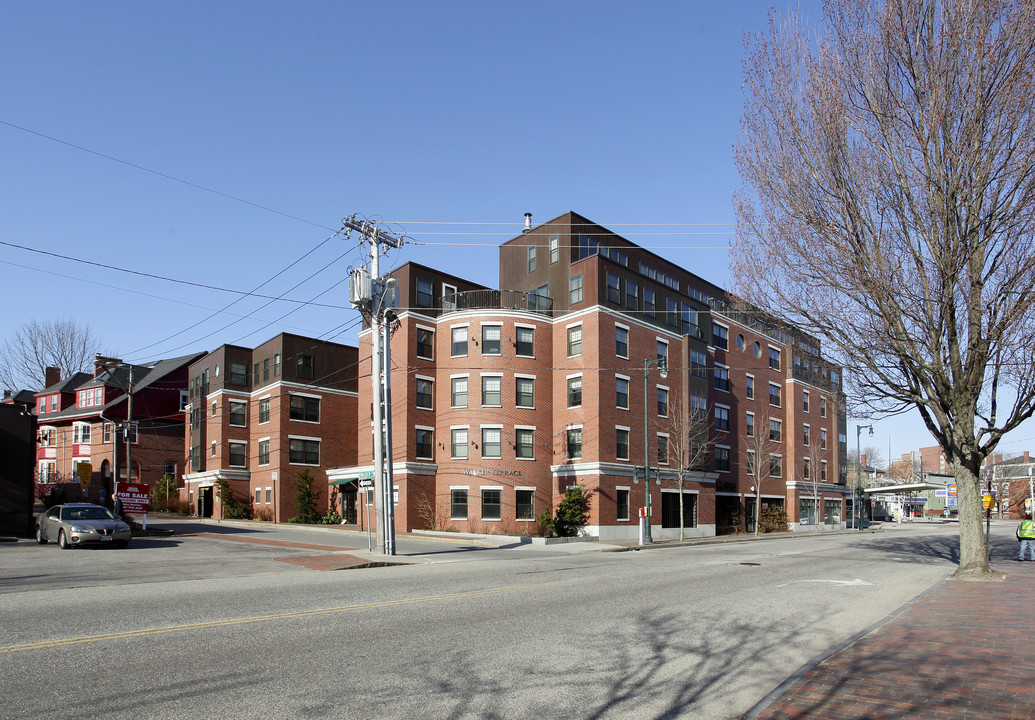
<box><xmin>36</xmin><ymin>503</ymin><xmax>132</xmax><ymax>549</ymax></box>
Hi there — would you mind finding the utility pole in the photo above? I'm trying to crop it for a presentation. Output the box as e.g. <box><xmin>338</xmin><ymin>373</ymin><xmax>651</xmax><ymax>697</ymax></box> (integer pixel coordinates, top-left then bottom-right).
<box><xmin>346</xmin><ymin>215</ymin><xmax>403</xmax><ymax>555</ymax></box>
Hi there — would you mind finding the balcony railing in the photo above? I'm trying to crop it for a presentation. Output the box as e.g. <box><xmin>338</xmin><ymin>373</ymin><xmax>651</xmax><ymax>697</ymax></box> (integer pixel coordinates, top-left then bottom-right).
<box><xmin>442</xmin><ymin>290</ymin><xmax>553</xmax><ymax>316</ymax></box>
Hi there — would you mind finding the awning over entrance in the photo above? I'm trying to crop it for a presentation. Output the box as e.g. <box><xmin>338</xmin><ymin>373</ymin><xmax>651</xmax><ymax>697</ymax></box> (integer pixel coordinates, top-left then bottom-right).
<box><xmin>328</xmin><ymin>478</ymin><xmax>357</xmax><ymax>486</ymax></box>
<box><xmin>864</xmin><ymin>482</ymin><xmax>945</xmax><ymax>494</ymax></box>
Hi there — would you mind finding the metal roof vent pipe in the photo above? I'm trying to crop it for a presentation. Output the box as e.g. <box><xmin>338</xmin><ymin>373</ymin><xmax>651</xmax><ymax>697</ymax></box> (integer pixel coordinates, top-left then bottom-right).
<box><xmin>522</xmin><ymin>212</ymin><xmax>532</xmax><ymax>233</ymax></box>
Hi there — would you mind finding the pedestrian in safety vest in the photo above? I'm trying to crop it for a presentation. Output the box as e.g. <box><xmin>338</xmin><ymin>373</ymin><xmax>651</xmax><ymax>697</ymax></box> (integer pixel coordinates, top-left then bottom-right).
<box><xmin>1016</xmin><ymin>514</ymin><xmax>1035</xmax><ymax>561</ymax></box>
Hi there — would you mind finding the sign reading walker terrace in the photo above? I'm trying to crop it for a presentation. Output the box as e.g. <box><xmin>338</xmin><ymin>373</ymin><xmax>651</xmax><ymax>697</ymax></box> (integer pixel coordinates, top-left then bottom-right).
<box><xmin>461</xmin><ymin>468</ymin><xmax>524</xmax><ymax>477</ymax></box>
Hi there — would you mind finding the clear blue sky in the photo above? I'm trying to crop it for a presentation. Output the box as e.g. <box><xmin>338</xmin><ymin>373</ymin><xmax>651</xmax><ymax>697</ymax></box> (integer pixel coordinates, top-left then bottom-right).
<box><xmin>2</xmin><ymin>1</ymin><xmax>1031</xmax><ymax>464</ymax></box>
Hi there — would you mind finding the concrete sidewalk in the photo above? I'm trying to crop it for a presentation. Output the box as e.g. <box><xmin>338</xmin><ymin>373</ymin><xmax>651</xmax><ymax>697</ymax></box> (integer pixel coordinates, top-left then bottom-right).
<box><xmin>745</xmin><ymin>560</ymin><xmax>1035</xmax><ymax>719</ymax></box>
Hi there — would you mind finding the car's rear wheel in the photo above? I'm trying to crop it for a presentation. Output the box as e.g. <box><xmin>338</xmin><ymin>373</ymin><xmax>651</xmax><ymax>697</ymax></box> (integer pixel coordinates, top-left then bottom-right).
<box><xmin>35</xmin><ymin>526</ymin><xmax>46</xmax><ymax>544</ymax></box>
<box><xmin>58</xmin><ymin>530</ymin><xmax>70</xmax><ymax>549</ymax></box>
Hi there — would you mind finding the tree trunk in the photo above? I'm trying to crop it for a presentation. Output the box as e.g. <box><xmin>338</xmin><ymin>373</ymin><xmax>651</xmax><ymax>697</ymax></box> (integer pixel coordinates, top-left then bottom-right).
<box><xmin>952</xmin><ymin>462</ymin><xmax>1002</xmax><ymax>580</ymax></box>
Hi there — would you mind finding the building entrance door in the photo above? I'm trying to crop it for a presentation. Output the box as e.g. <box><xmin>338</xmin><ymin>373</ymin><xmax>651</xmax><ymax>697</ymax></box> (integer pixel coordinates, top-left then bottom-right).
<box><xmin>198</xmin><ymin>486</ymin><xmax>213</xmax><ymax>518</ymax></box>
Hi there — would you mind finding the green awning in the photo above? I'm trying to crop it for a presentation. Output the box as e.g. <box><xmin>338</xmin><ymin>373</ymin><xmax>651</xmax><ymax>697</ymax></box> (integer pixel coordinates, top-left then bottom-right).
<box><xmin>328</xmin><ymin>478</ymin><xmax>358</xmax><ymax>486</ymax></box>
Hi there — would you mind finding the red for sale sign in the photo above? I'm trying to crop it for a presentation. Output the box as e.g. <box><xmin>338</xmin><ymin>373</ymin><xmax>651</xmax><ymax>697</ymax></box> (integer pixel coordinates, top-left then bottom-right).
<box><xmin>116</xmin><ymin>483</ymin><xmax>150</xmax><ymax>514</ymax></box>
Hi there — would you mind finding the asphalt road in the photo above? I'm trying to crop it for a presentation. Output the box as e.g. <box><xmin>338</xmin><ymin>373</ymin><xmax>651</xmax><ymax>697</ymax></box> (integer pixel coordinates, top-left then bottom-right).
<box><xmin>1</xmin><ymin>520</ymin><xmax>1016</xmax><ymax>719</ymax></box>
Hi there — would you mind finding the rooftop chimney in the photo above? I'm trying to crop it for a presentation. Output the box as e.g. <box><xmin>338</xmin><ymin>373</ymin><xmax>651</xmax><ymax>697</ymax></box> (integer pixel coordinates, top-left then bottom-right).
<box><xmin>44</xmin><ymin>366</ymin><xmax>61</xmax><ymax>388</ymax></box>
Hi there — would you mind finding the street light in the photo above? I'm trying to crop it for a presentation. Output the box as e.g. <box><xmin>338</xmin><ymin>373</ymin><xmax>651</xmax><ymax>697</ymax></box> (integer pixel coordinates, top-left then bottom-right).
<box><xmin>856</xmin><ymin>424</ymin><xmax>874</xmax><ymax>530</ymax></box>
<box><xmin>642</xmin><ymin>356</ymin><xmax>668</xmax><ymax>545</ymax></box>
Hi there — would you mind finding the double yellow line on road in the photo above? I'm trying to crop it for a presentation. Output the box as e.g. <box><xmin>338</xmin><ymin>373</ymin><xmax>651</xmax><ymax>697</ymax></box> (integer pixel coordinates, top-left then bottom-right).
<box><xmin>1</xmin><ymin>575</ymin><xmax>589</xmax><ymax>655</ymax></box>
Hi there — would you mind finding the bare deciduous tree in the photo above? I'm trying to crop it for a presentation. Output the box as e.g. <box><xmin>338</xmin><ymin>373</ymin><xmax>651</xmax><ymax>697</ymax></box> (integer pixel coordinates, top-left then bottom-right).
<box><xmin>660</xmin><ymin>393</ymin><xmax>713</xmax><ymax>540</ymax></box>
<box><xmin>733</xmin><ymin>0</ymin><xmax>1035</xmax><ymax>578</ymax></box>
<box><xmin>744</xmin><ymin>407</ymin><xmax>784</xmax><ymax>537</ymax></box>
<box><xmin>0</xmin><ymin>318</ymin><xmax>101</xmax><ymax>392</ymax></box>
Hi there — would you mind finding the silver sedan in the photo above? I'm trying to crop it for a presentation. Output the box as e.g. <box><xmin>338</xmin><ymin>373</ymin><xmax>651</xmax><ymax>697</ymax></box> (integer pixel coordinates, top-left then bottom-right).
<box><xmin>36</xmin><ymin>503</ymin><xmax>132</xmax><ymax>549</ymax></box>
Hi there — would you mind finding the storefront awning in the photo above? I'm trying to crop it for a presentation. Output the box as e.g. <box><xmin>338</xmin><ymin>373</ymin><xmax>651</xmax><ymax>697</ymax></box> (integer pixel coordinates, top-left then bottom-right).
<box><xmin>328</xmin><ymin>478</ymin><xmax>358</xmax><ymax>486</ymax></box>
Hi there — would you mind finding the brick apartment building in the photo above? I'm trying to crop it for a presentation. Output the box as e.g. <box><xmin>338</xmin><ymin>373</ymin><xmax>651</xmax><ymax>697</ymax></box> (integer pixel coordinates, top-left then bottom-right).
<box><xmin>34</xmin><ymin>353</ymin><xmax>203</xmax><ymax>503</ymax></box>
<box><xmin>181</xmin><ymin>333</ymin><xmax>358</xmax><ymax>522</ymax></box>
<box><xmin>330</xmin><ymin>212</ymin><xmax>849</xmax><ymax>540</ymax></box>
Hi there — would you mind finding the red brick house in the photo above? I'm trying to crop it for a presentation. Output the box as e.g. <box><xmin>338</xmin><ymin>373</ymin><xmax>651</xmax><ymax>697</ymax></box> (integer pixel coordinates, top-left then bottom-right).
<box><xmin>35</xmin><ymin>353</ymin><xmax>202</xmax><ymax>503</ymax></box>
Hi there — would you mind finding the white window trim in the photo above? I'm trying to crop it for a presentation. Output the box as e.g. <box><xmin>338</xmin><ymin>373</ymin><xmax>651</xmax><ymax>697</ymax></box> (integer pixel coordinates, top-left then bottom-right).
<box><xmin>657</xmin><ymin>432</ymin><xmax>671</xmax><ymax>465</ymax></box>
<box><xmin>415</xmin><ymin>425</ymin><xmax>435</xmax><ymax>459</ymax></box>
<box><xmin>615</xmin><ymin>322</ymin><xmax>630</xmax><ymax>359</ymax></box>
<box><xmin>566</xmin><ymin>322</ymin><xmax>583</xmax><ymax>357</ymax></box>
<box><xmin>480</xmin><ymin>373</ymin><xmax>504</xmax><ymax>408</ymax></box>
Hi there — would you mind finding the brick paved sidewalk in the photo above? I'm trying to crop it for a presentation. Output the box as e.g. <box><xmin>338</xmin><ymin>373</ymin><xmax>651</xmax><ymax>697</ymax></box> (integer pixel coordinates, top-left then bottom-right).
<box><xmin>746</xmin><ymin>561</ymin><xmax>1035</xmax><ymax>719</ymax></box>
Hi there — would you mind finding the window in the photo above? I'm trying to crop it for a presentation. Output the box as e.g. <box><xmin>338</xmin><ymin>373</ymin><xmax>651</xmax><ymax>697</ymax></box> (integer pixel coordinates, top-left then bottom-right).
<box><xmin>263</xmin><ymin>358</ymin><xmax>270</xmax><ymax>382</ymax></box>
<box><xmin>549</xmin><ymin>236</ymin><xmax>559</xmax><ymax>263</ymax></box>
<box><xmin>683</xmin><ymin>305</ymin><xmax>699</xmax><ymax>337</ymax></box>
<box><xmin>607</xmin><ymin>273</ymin><xmax>621</xmax><ymax>303</ymax></box>
<box><xmin>258</xmin><ymin>440</ymin><xmax>270</xmax><ymax>465</ymax></box>
<box><xmin>746</xmin><ymin>450</ymin><xmax>756</xmax><ymax>475</ymax></box>
<box><xmin>746</xmin><ymin>412</ymin><xmax>755</xmax><ymax>437</ymax></box>
<box><xmin>515</xmin><ymin>376</ymin><xmax>535</xmax><ymax>408</ymax></box>
<box><xmin>289</xmin><ymin>438</ymin><xmax>320</xmax><ymax>465</ymax></box>
<box><xmin>259</xmin><ymin>397</ymin><xmax>270</xmax><ymax>423</ymax></box>
<box><xmin>770</xmin><ymin>419</ymin><xmax>782</xmax><ymax>442</ymax></box>
<box><xmin>803</xmin><ymin>458</ymin><xmax>811</xmax><ymax>480</ymax></box>
<box><xmin>290</xmin><ymin>395</ymin><xmax>320</xmax><ymax>422</ymax></box>
<box><xmin>770</xmin><ymin>455</ymin><xmax>783</xmax><ymax>478</ymax></box>
<box><xmin>567</xmin><ymin>427</ymin><xmax>583</xmax><ymax>459</ymax></box>
<box><xmin>567</xmin><ymin>375</ymin><xmax>582</xmax><ymax>408</ymax></box>
<box><xmin>255</xmin><ymin>488</ymin><xmax>261</xmax><ymax>505</ymax></box>
<box><xmin>481</xmin><ymin>489</ymin><xmax>502</xmax><ymax>521</ymax></box>
<box><xmin>482</xmin><ymin>325</ymin><xmax>502</xmax><ymax>355</ymax></box>
<box><xmin>825</xmin><ymin>499</ymin><xmax>841</xmax><ymax>524</ymax></box>
<box><xmin>654</xmin><ymin>388</ymin><xmax>670</xmax><ymax>415</ymax></box>
<box><xmin>616</xmin><ymin>376</ymin><xmax>629</xmax><ymax>409</ymax></box>
<box><xmin>754</xmin><ymin>341</ymin><xmax>762</xmax><ymax>358</ymax></box>
<box><xmin>229</xmin><ymin>442</ymin><xmax>246</xmax><ymax>468</ymax></box>
<box><xmin>101</xmin><ymin>424</ymin><xmax>111</xmax><ymax>444</ymax></box>
<box><xmin>297</xmin><ymin>354</ymin><xmax>314</xmax><ymax>379</ymax></box>
<box><xmin>644</xmin><ymin>289</ymin><xmax>656</xmax><ymax>317</ymax></box>
<box><xmin>616</xmin><ymin>428</ymin><xmax>630</xmax><ymax>461</ymax></box>
<box><xmin>416</xmin><ymin>278</ymin><xmax>433</xmax><ymax>307</ymax></box>
<box><xmin>73</xmin><ymin>423</ymin><xmax>91</xmax><ymax>445</ymax></box>
<box><xmin>803</xmin><ymin>424</ymin><xmax>811</xmax><ymax>446</ymax></box>
<box><xmin>50</xmin><ymin>395</ymin><xmax>57</xmax><ymax>412</ymax></box>
<box><xmin>769</xmin><ymin>347</ymin><xmax>781</xmax><ymax>370</ymax></box>
<box><xmin>515</xmin><ymin>428</ymin><xmax>534</xmax><ymax>459</ymax></box>
<box><xmin>516</xmin><ymin>489</ymin><xmax>535</xmax><ymax>520</ymax></box>
<box><xmin>228</xmin><ymin>362</ymin><xmax>247</xmax><ymax>387</ymax></box>
<box><xmin>481</xmin><ymin>375</ymin><xmax>502</xmax><ymax>407</ymax></box>
<box><xmin>451</xmin><ymin>428</ymin><xmax>469</xmax><ymax>459</ymax></box>
<box><xmin>273</xmin><ymin>353</ymin><xmax>281</xmax><ymax>377</ymax></box>
<box><xmin>569</xmin><ymin>274</ymin><xmax>583</xmax><ymax>305</ymax></box>
<box><xmin>691</xmin><ymin>350</ymin><xmax>707</xmax><ymax>378</ymax></box>
<box><xmin>715</xmin><ymin>366</ymin><xmax>730</xmax><ymax>392</ymax></box>
<box><xmin>820</xmin><ymin>397</ymin><xmax>827</xmax><ymax>417</ymax></box>
<box><xmin>254</xmin><ymin>362</ymin><xmax>261</xmax><ymax>385</ymax></box>
<box><xmin>416</xmin><ymin>378</ymin><xmax>433</xmax><ymax>410</ymax></box>
<box><xmin>515</xmin><ymin>326</ymin><xmax>534</xmax><ymax>357</ymax></box>
<box><xmin>567</xmin><ymin>325</ymin><xmax>582</xmax><ymax>356</ymax></box>
<box><xmin>451</xmin><ymin>326</ymin><xmax>469</xmax><ymax>357</ymax></box>
<box><xmin>657</xmin><ymin>435</ymin><xmax>669</xmax><ymax>464</ymax></box>
<box><xmin>617</xmin><ymin>488</ymin><xmax>630</xmax><ymax>521</ymax></box>
<box><xmin>626</xmin><ymin>281</ymin><xmax>639</xmax><ymax>310</ymax></box>
<box><xmin>746</xmin><ymin>374</ymin><xmax>755</xmax><ymax>399</ymax></box>
<box><xmin>528</xmin><ymin>246</ymin><xmax>537</xmax><ymax>272</ymax></box>
<box><xmin>715</xmin><ymin>446</ymin><xmax>730</xmax><ymax>472</ymax></box>
<box><xmin>615</xmin><ymin>325</ymin><xmax>629</xmax><ymax>358</ymax></box>
<box><xmin>481</xmin><ymin>427</ymin><xmax>502</xmax><ymax>458</ymax></box>
<box><xmin>416</xmin><ymin>328</ymin><xmax>434</xmax><ymax>360</ymax></box>
<box><xmin>714</xmin><ymin>405</ymin><xmax>730</xmax><ymax>432</ymax></box>
<box><xmin>691</xmin><ymin>394</ymin><xmax>708</xmax><ymax>418</ymax></box>
<box><xmin>667</xmin><ymin>298</ymin><xmax>679</xmax><ymax>328</ymax></box>
<box><xmin>451</xmin><ymin>377</ymin><xmax>468</xmax><ymax>408</ymax></box>
<box><xmin>737</xmin><ymin>334</ymin><xmax>745</xmax><ymax>351</ymax></box>
<box><xmin>229</xmin><ymin>401</ymin><xmax>247</xmax><ymax>427</ymax></box>
<box><xmin>657</xmin><ymin>340</ymin><xmax>669</xmax><ymax>364</ymax></box>
<box><xmin>451</xmin><ymin>489</ymin><xmax>468</xmax><ymax>519</ymax></box>
<box><xmin>712</xmin><ymin>323</ymin><xmax>728</xmax><ymax>350</ymax></box>
<box><xmin>769</xmin><ymin>383</ymin><xmax>782</xmax><ymax>407</ymax></box>
<box><xmin>800</xmin><ymin>498</ymin><xmax>817</xmax><ymax>525</ymax></box>
<box><xmin>821</xmin><ymin>460</ymin><xmax>828</xmax><ymax>481</ymax></box>
<box><xmin>415</xmin><ymin>428</ymin><xmax>433</xmax><ymax>459</ymax></box>
<box><xmin>803</xmin><ymin>390</ymin><xmax>810</xmax><ymax>413</ymax></box>
<box><xmin>265</xmin><ymin>487</ymin><xmax>271</xmax><ymax>504</ymax></box>
<box><xmin>821</xmin><ymin>428</ymin><xmax>828</xmax><ymax>450</ymax></box>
